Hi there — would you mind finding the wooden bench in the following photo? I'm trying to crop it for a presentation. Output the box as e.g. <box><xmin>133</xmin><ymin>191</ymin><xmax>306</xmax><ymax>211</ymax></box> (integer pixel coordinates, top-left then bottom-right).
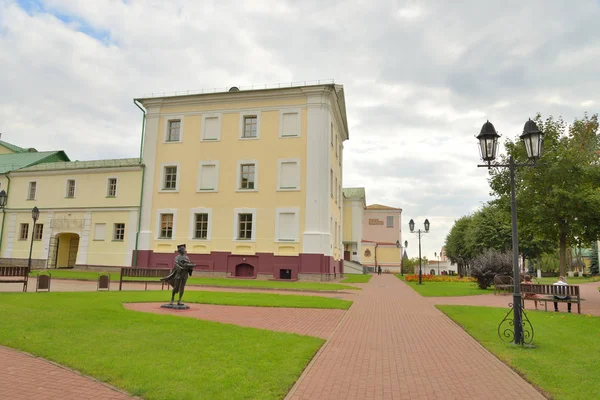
<box><xmin>119</xmin><ymin>268</ymin><xmax>171</xmax><ymax>291</ymax></box>
<box><xmin>521</xmin><ymin>283</ymin><xmax>581</xmax><ymax>314</ymax></box>
<box><xmin>493</xmin><ymin>275</ymin><xmax>514</xmax><ymax>295</ymax></box>
<box><xmin>0</xmin><ymin>266</ymin><xmax>30</xmax><ymax>292</ymax></box>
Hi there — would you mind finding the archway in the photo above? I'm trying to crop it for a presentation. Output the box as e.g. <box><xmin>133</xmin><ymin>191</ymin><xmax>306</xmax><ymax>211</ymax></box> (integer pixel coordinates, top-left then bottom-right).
<box><xmin>430</xmin><ymin>269</ymin><xmax>436</xmax><ymax>275</ymax></box>
<box><xmin>235</xmin><ymin>263</ymin><xmax>254</xmax><ymax>277</ymax></box>
<box><xmin>48</xmin><ymin>233</ymin><xmax>80</xmax><ymax>268</ymax></box>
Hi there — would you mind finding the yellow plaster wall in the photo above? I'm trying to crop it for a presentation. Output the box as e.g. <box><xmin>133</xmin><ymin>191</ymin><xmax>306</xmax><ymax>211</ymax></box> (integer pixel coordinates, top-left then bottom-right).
<box><xmin>0</xmin><ymin>146</ymin><xmax>16</xmax><ymax>155</ymax></box>
<box><xmin>377</xmin><ymin>246</ymin><xmax>401</xmax><ymax>265</ymax></box>
<box><xmin>150</xmin><ymin>99</ymin><xmax>308</xmax><ymax>255</ymax></box>
<box><xmin>329</xmin><ymin>110</ymin><xmax>343</xmax><ymax>260</ymax></box>
<box><xmin>342</xmin><ymin>200</ymin><xmax>352</xmax><ymax>241</ymax></box>
<box><xmin>87</xmin><ymin>211</ymin><xmax>134</xmax><ymax>266</ymax></box>
<box><xmin>7</xmin><ymin>169</ymin><xmax>142</xmax><ymax>210</ymax></box>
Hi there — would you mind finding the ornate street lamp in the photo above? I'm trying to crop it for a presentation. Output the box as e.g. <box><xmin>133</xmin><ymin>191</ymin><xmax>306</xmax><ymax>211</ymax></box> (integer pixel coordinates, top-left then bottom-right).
<box><xmin>409</xmin><ymin>218</ymin><xmax>429</xmax><ymax>285</ymax></box>
<box><xmin>476</xmin><ymin>118</ymin><xmax>544</xmax><ymax>345</ymax></box>
<box><xmin>27</xmin><ymin>206</ymin><xmax>40</xmax><ymax>271</ymax></box>
<box><xmin>0</xmin><ymin>190</ymin><xmax>7</xmax><ymax>209</ymax></box>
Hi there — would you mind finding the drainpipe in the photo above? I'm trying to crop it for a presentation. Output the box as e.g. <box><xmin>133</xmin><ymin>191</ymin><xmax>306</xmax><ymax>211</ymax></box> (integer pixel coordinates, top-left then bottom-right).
<box><xmin>0</xmin><ymin>174</ymin><xmax>11</xmax><ymax>255</ymax></box>
<box><xmin>133</xmin><ymin>100</ymin><xmax>146</xmax><ymax>267</ymax></box>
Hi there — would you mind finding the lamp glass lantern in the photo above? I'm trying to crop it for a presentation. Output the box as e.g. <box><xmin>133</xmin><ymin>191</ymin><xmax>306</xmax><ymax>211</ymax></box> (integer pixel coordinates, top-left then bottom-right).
<box><xmin>408</xmin><ymin>219</ymin><xmax>415</xmax><ymax>232</ymax></box>
<box><xmin>476</xmin><ymin>120</ymin><xmax>500</xmax><ymax>162</ymax></box>
<box><xmin>0</xmin><ymin>189</ymin><xmax>6</xmax><ymax>208</ymax></box>
<box><xmin>32</xmin><ymin>206</ymin><xmax>40</xmax><ymax>221</ymax></box>
<box><xmin>424</xmin><ymin>218</ymin><xmax>430</xmax><ymax>232</ymax></box>
<box><xmin>521</xmin><ymin>119</ymin><xmax>543</xmax><ymax>160</ymax></box>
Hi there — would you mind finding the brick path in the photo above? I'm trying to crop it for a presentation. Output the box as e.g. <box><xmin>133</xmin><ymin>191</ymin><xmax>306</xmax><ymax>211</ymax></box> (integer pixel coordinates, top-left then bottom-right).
<box><xmin>286</xmin><ymin>274</ymin><xmax>545</xmax><ymax>400</ymax></box>
<box><xmin>0</xmin><ymin>346</ymin><xmax>134</xmax><ymax>400</ymax></box>
<box><xmin>124</xmin><ymin>303</ymin><xmax>346</xmax><ymax>339</ymax></box>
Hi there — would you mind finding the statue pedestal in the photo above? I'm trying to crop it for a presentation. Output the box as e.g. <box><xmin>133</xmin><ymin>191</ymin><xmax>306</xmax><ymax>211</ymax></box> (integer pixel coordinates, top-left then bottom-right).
<box><xmin>160</xmin><ymin>303</ymin><xmax>190</xmax><ymax>310</ymax></box>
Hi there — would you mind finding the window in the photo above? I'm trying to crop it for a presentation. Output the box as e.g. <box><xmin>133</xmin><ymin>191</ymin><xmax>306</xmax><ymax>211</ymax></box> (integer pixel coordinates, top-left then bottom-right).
<box><xmin>113</xmin><ymin>223</ymin><xmax>125</xmax><ymax>241</ymax></box>
<box><xmin>198</xmin><ymin>162</ymin><xmax>218</xmax><ymax>192</ymax></box>
<box><xmin>163</xmin><ymin>166</ymin><xmax>178</xmax><ymax>190</ymax></box>
<box><xmin>94</xmin><ymin>223</ymin><xmax>106</xmax><ymax>240</ymax></box>
<box><xmin>202</xmin><ymin>115</ymin><xmax>221</xmax><ymax>141</ymax></box>
<box><xmin>160</xmin><ymin>213</ymin><xmax>174</xmax><ymax>239</ymax></box>
<box><xmin>238</xmin><ymin>213</ymin><xmax>253</xmax><ymax>240</ymax></box>
<box><xmin>19</xmin><ymin>223</ymin><xmax>29</xmax><ymax>240</ymax></box>
<box><xmin>276</xmin><ymin>208</ymin><xmax>299</xmax><ymax>242</ymax></box>
<box><xmin>335</xmin><ymin>177</ymin><xmax>338</xmax><ymax>203</ymax></box>
<box><xmin>280</xmin><ymin>110</ymin><xmax>300</xmax><ymax>138</ymax></box>
<box><xmin>386</xmin><ymin>216</ymin><xmax>394</xmax><ymax>228</ymax></box>
<box><xmin>243</xmin><ymin>116</ymin><xmax>258</xmax><ymax>138</ymax></box>
<box><xmin>330</xmin><ymin>169</ymin><xmax>334</xmax><ymax>197</ymax></box>
<box><xmin>66</xmin><ymin>179</ymin><xmax>76</xmax><ymax>198</ymax></box>
<box><xmin>335</xmin><ymin>135</ymin><xmax>338</xmax><ymax>158</ymax></box>
<box><xmin>194</xmin><ymin>213</ymin><xmax>209</xmax><ymax>239</ymax></box>
<box><xmin>334</xmin><ymin>221</ymin><xmax>338</xmax><ymax>247</ymax></box>
<box><xmin>107</xmin><ymin>178</ymin><xmax>117</xmax><ymax>197</ymax></box>
<box><xmin>240</xmin><ymin>164</ymin><xmax>255</xmax><ymax>189</ymax></box>
<box><xmin>278</xmin><ymin>160</ymin><xmax>300</xmax><ymax>190</ymax></box>
<box><xmin>167</xmin><ymin>119</ymin><xmax>181</xmax><ymax>142</ymax></box>
<box><xmin>34</xmin><ymin>223</ymin><xmax>43</xmax><ymax>241</ymax></box>
<box><xmin>27</xmin><ymin>182</ymin><xmax>36</xmax><ymax>200</ymax></box>
<box><xmin>339</xmin><ymin>144</ymin><xmax>343</xmax><ymax>165</ymax></box>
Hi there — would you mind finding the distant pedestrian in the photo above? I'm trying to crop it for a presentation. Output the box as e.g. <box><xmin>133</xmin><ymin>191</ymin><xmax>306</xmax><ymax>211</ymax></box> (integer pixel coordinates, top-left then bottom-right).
<box><xmin>377</xmin><ymin>266</ymin><xmax>382</xmax><ymax>275</ymax></box>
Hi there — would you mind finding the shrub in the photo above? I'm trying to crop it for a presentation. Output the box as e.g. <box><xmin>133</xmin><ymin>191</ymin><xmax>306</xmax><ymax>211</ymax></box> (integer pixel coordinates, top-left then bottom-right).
<box><xmin>470</xmin><ymin>249</ymin><xmax>513</xmax><ymax>290</ymax></box>
<box><xmin>403</xmin><ymin>274</ymin><xmax>476</xmax><ymax>283</ymax></box>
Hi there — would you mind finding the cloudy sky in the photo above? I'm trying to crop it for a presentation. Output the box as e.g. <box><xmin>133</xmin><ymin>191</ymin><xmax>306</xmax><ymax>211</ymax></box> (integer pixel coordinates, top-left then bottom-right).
<box><xmin>1</xmin><ymin>0</ymin><xmax>598</xmax><ymax>259</ymax></box>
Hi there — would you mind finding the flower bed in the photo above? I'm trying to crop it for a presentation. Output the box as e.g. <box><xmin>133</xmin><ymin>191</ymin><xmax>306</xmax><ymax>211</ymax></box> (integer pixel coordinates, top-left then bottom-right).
<box><xmin>404</xmin><ymin>274</ymin><xmax>476</xmax><ymax>283</ymax></box>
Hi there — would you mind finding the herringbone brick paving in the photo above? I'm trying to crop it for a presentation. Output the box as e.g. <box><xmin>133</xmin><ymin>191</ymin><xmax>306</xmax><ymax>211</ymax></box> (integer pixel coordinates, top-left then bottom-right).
<box><xmin>285</xmin><ymin>274</ymin><xmax>545</xmax><ymax>400</ymax></box>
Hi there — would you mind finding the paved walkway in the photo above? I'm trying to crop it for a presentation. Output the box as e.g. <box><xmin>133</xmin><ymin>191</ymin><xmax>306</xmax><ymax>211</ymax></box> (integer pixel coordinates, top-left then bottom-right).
<box><xmin>286</xmin><ymin>274</ymin><xmax>544</xmax><ymax>400</ymax></box>
<box><xmin>124</xmin><ymin>302</ymin><xmax>346</xmax><ymax>339</ymax></box>
<box><xmin>0</xmin><ymin>345</ymin><xmax>134</xmax><ymax>400</ymax></box>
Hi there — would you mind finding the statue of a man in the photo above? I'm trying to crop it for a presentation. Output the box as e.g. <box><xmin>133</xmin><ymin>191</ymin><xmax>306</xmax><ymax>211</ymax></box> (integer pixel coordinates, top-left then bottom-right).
<box><xmin>161</xmin><ymin>244</ymin><xmax>195</xmax><ymax>306</ymax></box>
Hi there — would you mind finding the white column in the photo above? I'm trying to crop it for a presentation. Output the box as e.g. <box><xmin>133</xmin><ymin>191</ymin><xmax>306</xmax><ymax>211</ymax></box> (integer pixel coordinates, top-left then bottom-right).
<box><xmin>40</xmin><ymin>211</ymin><xmax>54</xmax><ymax>260</ymax></box>
<box><xmin>138</xmin><ymin>107</ymin><xmax>160</xmax><ymax>250</ymax></box>
<box><xmin>302</xmin><ymin>90</ymin><xmax>331</xmax><ymax>255</ymax></box>
<box><xmin>125</xmin><ymin>210</ymin><xmax>139</xmax><ymax>265</ymax></box>
<box><xmin>75</xmin><ymin>211</ymin><xmax>92</xmax><ymax>265</ymax></box>
<box><xmin>4</xmin><ymin>212</ymin><xmax>17</xmax><ymax>257</ymax></box>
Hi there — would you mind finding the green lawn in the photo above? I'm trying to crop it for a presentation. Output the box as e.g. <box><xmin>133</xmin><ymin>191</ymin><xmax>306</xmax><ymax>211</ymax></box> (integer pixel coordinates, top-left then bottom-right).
<box><xmin>340</xmin><ymin>274</ymin><xmax>372</xmax><ymax>283</ymax></box>
<box><xmin>439</xmin><ymin>305</ymin><xmax>600</xmax><ymax>400</ymax></box>
<box><xmin>30</xmin><ymin>269</ymin><xmax>358</xmax><ymax>291</ymax></box>
<box><xmin>0</xmin><ymin>291</ymin><xmax>351</xmax><ymax>400</ymax></box>
<box><xmin>533</xmin><ymin>276</ymin><xmax>599</xmax><ymax>284</ymax></box>
<box><xmin>396</xmin><ymin>276</ymin><xmax>493</xmax><ymax>297</ymax></box>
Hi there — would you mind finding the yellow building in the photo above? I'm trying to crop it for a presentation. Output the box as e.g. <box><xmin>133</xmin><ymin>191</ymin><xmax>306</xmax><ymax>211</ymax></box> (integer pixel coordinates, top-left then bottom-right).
<box><xmin>133</xmin><ymin>84</ymin><xmax>349</xmax><ymax>280</ymax></box>
<box><xmin>0</xmin><ymin>139</ymin><xmax>143</xmax><ymax>268</ymax></box>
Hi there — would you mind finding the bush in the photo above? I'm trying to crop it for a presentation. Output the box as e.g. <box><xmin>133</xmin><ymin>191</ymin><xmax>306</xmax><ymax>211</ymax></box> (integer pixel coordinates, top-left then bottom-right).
<box><xmin>404</xmin><ymin>274</ymin><xmax>476</xmax><ymax>283</ymax></box>
<box><xmin>470</xmin><ymin>249</ymin><xmax>513</xmax><ymax>289</ymax></box>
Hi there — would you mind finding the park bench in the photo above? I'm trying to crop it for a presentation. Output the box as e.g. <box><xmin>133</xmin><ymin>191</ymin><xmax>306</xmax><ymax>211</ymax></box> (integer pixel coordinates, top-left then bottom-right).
<box><xmin>0</xmin><ymin>266</ymin><xmax>30</xmax><ymax>292</ymax></box>
<box><xmin>119</xmin><ymin>268</ymin><xmax>171</xmax><ymax>291</ymax></box>
<box><xmin>521</xmin><ymin>283</ymin><xmax>581</xmax><ymax>314</ymax></box>
<box><xmin>493</xmin><ymin>275</ymin><xmax>513</xmax><ymax>295</ymax></box>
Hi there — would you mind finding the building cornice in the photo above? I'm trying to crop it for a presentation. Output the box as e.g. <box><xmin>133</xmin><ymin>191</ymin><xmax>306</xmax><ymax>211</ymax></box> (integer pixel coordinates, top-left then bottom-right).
<box><xmin>9</xmin><ymin>166</ymin><xmax>143</xmax><ymax>177</ymax></box>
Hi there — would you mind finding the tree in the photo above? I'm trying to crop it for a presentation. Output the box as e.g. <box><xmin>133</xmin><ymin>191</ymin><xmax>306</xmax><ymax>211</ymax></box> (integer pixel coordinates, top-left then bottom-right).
<box><xmin>445</xmin><ymin>215</ymin><xmax>474</xmax><ymax>277</ymax></box>
<box><xmin>488</xmin><ymin>113</ymin><xmax>600</xmax><ymax>276</ymax></box>
<box><xmin>590</xmin><ymin>241</ymin><xmax>599</xmax><ymax>276</ymax></box>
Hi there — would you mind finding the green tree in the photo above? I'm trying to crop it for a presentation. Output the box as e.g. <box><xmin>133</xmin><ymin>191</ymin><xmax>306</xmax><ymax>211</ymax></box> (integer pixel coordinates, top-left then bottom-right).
<box><xmin>488</xmin><ymin>113</ymin><xmax>600</xmax><ymax>276</ymax></box>
<box><xmin>445</xmin><ymin>215</ymin><xmax>474</xmax><ymax>276</ymax></box>
<box><xmin>590</xmin><ymin>241</ymin><xmax>599</xmax><ymax>276</ymax></box>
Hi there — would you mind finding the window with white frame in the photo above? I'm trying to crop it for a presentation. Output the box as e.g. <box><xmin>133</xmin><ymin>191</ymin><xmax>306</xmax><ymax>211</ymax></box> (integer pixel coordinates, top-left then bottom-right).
<box><xmin>66</xmin><ymin>179</ymin><xmax>76</xmax><ymax>198</ymax></box>
<box><xmin>94</xmin><ymin>223</ymin><xmax>106</xmax><ymax>240</ymax></box>
<box><xmin>34</xmin><ymin>223</ymin><xmax>43</xmax><ymax>241</ymax></box>
<box><xmin>19</xmin><ymin>223</ymin><xmax>29</xmax><ymax>240</ymax></box>
<box><xmin>167</xmin><ymin>119</ymin><xmax>181</xmax><ymax>142</ymax></box>
<box><xmin>280</xmin><ymin>110</ymin><xmax>300</xmax><ymax>137</ymax></box>
<box><xmin>27</xmin><ymin>182</ymin><xmax>36</xmax><ymax>200</ymax></box>
<box><xmin>334</xmin><ymin>221</ymin><xmax>338</xmax><ymax>247</ymax></box>
<box><xmin>239</xmin><ymin>163</ymin><xmax>255</xmax><ymax>189</ymax></box>
<box><xmin>335</xmin><ymin>177</ymin><xmax>338</xmax><ymax>203</ymax></box>
<box><xmin>202</xmin><ymin>115</ymin><xmax>221</xmax><ymax>141</ymax></box>
<box><xmin>198</xmin><ymin>162</ymin><xmax>218</xmax><ymax>191</ymax></box>
<box><xmin>276</xmin><ymin>209</ymin><xmax>299</xmax><ymax>242</ymax></box>
<box><xmin>163</xmin><ymin>166</ymin><xmax>178</xmax><ymax>190</ymax></box>
<box><xmin>386</xmin><ymin>216</ymin><xmax>394</xmax><ymax>228</ymax></box>
<box><xmin>107</xmin><ymin>178</ymin><xmax>117</xmax><ymax>197</ymax></box>
<box><xmin>278</xmin><ymin>160</ymin><xmax>300</xmax><ymax>190</ymax></box>
<box><xmin>242</xmin><ymin>115</ymin><xmax>258</xmax><ymax>138</ymax></box>
<box><xmin>238</xmin><ymin>213</ymin><xmax>253</xmax><ymax>240</ymax></box>
<box><xmin>160</xmin><ymin>213</ymin><xmax>174</xmax><ymax>238</ymax></box>
<box><xmin>113</xmin><ymin>223</ymin><xmax>125</xmax><ymax>241</ymax></box>
<box><xmin>194</xmin><ymin>213</ymin><xmax>209</xmax><ymax>239</ymax></box>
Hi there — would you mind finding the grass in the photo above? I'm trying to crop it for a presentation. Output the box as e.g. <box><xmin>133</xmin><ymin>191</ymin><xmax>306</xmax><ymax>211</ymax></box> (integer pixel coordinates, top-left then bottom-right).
<box><xmin>395</xmin><ymin>275</ymin><xmax>492</xmax><ymax>297</ymax></box>
<box><xmin>0</xmin><ymin>290</ymin><xmax>351</xmax><ymax>400</ymax></box>
<box><xmin>30</xmin><ymin>269</ymin><xmax>358</xmax><ymax>291</ymax></box>
<box><xmin>438</xmin><ymin>305</ymin><xmax>600</xmax><ymax>400</ymax></box>
<box><xmin>340</xmin><ymin>274</ymin><xmax>372</xmax><ymax>283</ymax></box>
<box><xmin>533</xmin><ymin>276</ymin><xmax>599</xmax><ymax>284</ymax></box>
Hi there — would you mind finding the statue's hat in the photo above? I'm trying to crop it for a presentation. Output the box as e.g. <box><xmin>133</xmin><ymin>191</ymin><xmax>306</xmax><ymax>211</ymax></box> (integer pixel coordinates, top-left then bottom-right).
<box><xmin>177</xmin><ymin>244</ymin><xmax>186</xmax><ymax>251</ymax></box>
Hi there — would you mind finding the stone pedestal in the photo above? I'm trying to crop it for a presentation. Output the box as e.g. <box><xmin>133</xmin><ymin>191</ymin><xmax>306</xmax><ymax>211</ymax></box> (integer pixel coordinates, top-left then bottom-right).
<box><xmin>160</xmin><ymin>303</ymin><xmax>190</xmax><ymax>310</ymax></box>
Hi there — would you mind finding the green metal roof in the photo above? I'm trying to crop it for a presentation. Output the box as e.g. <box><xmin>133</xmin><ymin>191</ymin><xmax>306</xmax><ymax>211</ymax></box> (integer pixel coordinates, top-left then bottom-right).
<box><xmin>16</xmin><ymin>158</ymin><xmax>142</xmax><ymax>172</ymax></box>
<box><xmin>343</xmin><ymin>187</ymin><xmax>366</xmax><ymax>200</ymax></box>
<box><xmin>0</xmin><ymin>151</ymin><xmax>70</xmax><ymax>174</ymax></box>
<box><xmin>0</xmin><ymin>140</ymin><xmax>27</xmax><ymax>153</ymax></box>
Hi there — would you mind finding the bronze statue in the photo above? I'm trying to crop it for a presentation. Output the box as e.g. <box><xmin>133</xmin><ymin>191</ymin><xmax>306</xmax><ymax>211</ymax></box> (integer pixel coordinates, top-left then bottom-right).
<box><xmin>160</xmin><ymin>244</ymin><xmax>195</xmax><ymax>309</ymax></box>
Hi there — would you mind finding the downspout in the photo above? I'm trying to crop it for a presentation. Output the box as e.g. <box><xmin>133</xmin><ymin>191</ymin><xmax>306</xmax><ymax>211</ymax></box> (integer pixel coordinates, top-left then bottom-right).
<box><xmin>0</xmin><ymin>174</ymin><xmax>10</xmax><ymax>255</ymax></box>
<box><xmin>133</xmin><ymin>99</ymin><xmax>146</xmax><ymax>267</ymax></box>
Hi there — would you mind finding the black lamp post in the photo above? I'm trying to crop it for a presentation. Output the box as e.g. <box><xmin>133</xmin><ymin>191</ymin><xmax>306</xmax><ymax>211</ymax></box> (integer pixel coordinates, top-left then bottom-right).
<box><xmin>476</xmin><ymin>119</ymin><xmax>543</xmax><ymax>345</ymax></box>
<box><xmin>402</xmin><ymin>240</ymin><xmax>408</xmax><ymax>276</ymax></box>
<box><xmin>434</xmin><ymin>251</ymin><xmax>440</xmax><ymax>275</ymax></box>
<box><xmin>409</xmin><ymin>218</ymin><xmax>429</xmax><ymax>285</ymax></box>
<box><xmin>27</xmin><ymin>206</ymin><xmax>40</xmax><ymax>271</ymax></box>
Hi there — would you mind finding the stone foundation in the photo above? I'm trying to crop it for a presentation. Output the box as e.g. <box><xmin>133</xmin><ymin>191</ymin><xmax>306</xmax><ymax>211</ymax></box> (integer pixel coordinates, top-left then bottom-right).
<box><xmin>0</xmin><ymin>258</ymin><xmax>46</xmax><ymax>269</ymax></box>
